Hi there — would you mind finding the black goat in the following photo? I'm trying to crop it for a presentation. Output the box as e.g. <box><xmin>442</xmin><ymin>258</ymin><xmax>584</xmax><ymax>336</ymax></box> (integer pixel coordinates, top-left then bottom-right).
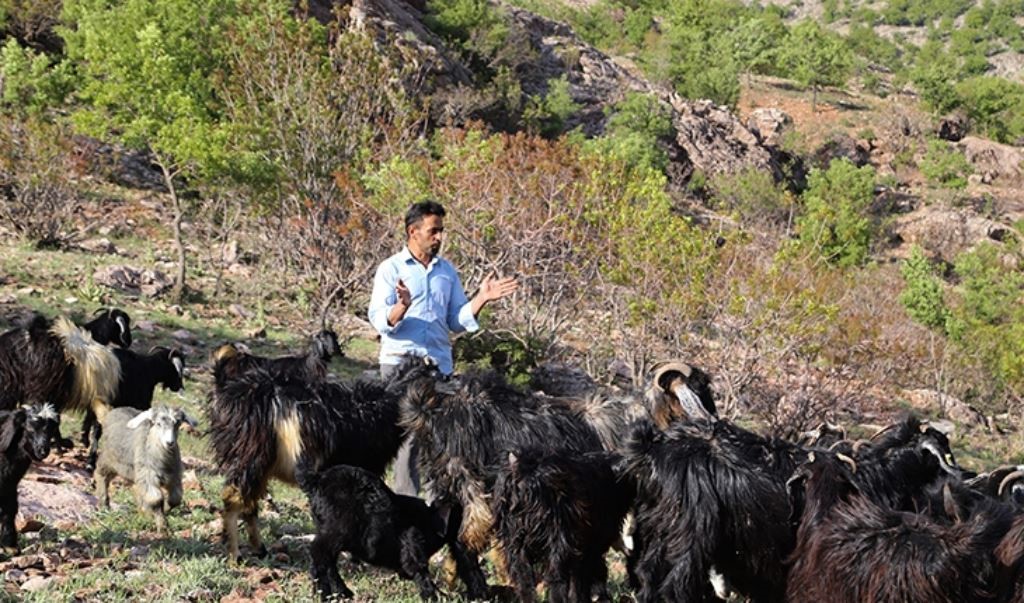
<box><xmin>624</xmin><ymin>418</ymin><xmax>804</xmax><ymax>603</ymax></box>
<box><xmin>0</xmin><ymin>314</ymin><xmax>121</xmax><ymax>423</ymax></box>
<box><xmin>0</xmin><ymin>404</ymin><xmax>60</xmax><ymax>552</ymax></box>
<box><xmin>786</xmin><ymin>451</ymin><xmax>1014</xmax><ymax>603</ymax></box>
<box><xmin>491</xmin><ymin>447</ymin><xmax>632</xmax><ymax>603</ymax></box>
<box><xmin>82</xmin><ymin>346</ymin><xmax>186</xmax><ymax>467</ymax></box>
<box><xmin>968</xmin><ymin>465</ymin><xmax>1024</xmax><ymax>509</ymax></box>
<box><xmin>299</xmin><ymin>463</ymin><xmax>470</xmax><ymax>601</ymax></box>
<box><xmin>83</xmin><ymin>308</ymin><xmax>132</xmax><ymax>349</ymax></box>
<box><xmin>623</xmin><ymin>414</ymin><xmax>963</xmax><ymax>603</ymax></box>
<box><xmin>208</xmin><ymin>351</ymin><xmax>425</xmax><ymax>564</ymax></box>
<box><xmin>211</xmin><ymin>329</ymin><xmax>341</xmax><ymax>388</ymax></box>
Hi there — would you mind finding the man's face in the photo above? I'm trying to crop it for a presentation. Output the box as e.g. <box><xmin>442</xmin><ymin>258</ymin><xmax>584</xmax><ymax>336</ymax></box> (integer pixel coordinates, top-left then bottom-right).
<box><xmin>409</xmin><ymin>214</ymin><xmax>444</xmax><ymax>259</ymax></box>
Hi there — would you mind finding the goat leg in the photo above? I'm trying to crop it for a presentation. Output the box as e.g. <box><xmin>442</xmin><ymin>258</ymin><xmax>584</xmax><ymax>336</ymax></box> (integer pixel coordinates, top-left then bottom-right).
<box><xmin>221</xmin><ymin>485</ymin><xmax>244</xmax><ymax>563</ymax></box>
<box><xmin>0</xmin><ymin>496</ymin><xmax>18</xmax><ymax>552</ymax></box>
<box><xmin>310</xmin><ymin>535</ymin><xmax>353</xmax><ymax>601</ymax></box>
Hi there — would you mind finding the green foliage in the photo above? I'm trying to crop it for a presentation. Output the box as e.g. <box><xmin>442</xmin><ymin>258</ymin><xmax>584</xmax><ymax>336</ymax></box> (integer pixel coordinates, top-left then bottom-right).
<box><xmin>881</xmin><ymin>0</ymin><xmax>973</xmax><ymax>26</ymax></box>
<box><xmin>592</xmin><ymin>92</ymin><xmax>674</xmax><ymax>170</ymax></box>
<box><xmin>796</xmin><ymin>158</ymin><xmax>877</xmax><ymax>267</ymax></box>
<box><xmin>920</xmin><ymin>139</ymin><xmax>972</xmax><ymax>189</ymax></box>
<box><xmin>522</xmin><ymin>76</ymin><xmax>581</xmax><ymax>136</ymax></box>
<box><xmin>61</xmin><ymin>0</ymin><xmax>236</xmax><ymax>173</ymax></box>
<box><xmin>425</xmin><ymin>0</ymin><xmax>508</xmax><ymax>68</ymax></box>
<box><xmin>709</xmin><ymin>167</ymin><xmax>793</xmax><ymax>229</ymax></box>
<box><xmin>899</xmin><ymin>245</ymin><xmax>948</xmax><ymax>329</ymax></box>
<box><xmin>779</xmin><ymin>21</ymin><xmax>852</xmax><ymax>109</ymax></box>
<box><xmin>454</xmin><ymin>328</ymin><xmax>542</xmax><ymax>386</ymax></box>
<box><xmin>955</xmin><ymin>76</ymin><xmax>1024</xmax><ymax>144</ymax></box>
<box><xmin>945</xmin><ymin>242</ymin><xmax>1024</xmax><ymax>394</ymax></box>
<box><xmin>911</xmin><ymin>42</ymin><xmax>963</xmax><ymax>114</ymax></box>
<box><xmin>0</xmin><ymin>38</ymin><xmax>73</xmax><ymax>115</ymax></box>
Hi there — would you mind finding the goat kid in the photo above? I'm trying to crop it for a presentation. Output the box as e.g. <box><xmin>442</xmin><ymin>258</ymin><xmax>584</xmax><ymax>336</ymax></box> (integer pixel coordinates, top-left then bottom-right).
<box><xmin>0</xmin><ymin>404</ymin><xmax>60</xmax><ymax>552</ymax></box>
<box><xmin>299</xmin><ymin>463</ymin><xmax>471</xmax><ymax>601</ymax></box>
<box><xmin>94</xmin><ymin>406</ymin><xmax>196</xmax><ymax>534</ymax></box>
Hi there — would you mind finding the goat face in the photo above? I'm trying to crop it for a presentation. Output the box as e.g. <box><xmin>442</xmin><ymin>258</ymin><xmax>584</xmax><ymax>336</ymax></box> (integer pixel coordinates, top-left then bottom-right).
<box><xmin>155</xmin><ymin>347</ymin><xmax>186</xmax><ymax>392</ymax></box>
<box><xmin>88</xmin><ymin>308</ymin><xmax>133</xmax><ymax>349</ymax></box>
<box><xmin>23</xmin><ymin>404</ymin><xmax>60</xmax><ymax>461</ymax></box>
<box><xmin>915</xmin><ymin>425</ymin><xmax>962</xmax><ymax>477</ymax></box>
<box><xmin>312</xmin><ymin>330</ymin><xmax>342</xmax><ymax>363</ymax></box>
<box><xmin>128</xmin><ymin>406</ymin><xmax>196</xmax><ymax>448</ymax></box>
<box><xmin>646</xmin><ymin>361</ymin><xmax>717</xmax><ymax>427</ymax></box>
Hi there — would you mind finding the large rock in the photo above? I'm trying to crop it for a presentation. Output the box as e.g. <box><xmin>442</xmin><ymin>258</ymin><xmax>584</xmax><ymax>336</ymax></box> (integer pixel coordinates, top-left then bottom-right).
<box><xmin>346</xmin><ymin>0</ymin><xmax>779</xmax><ymax>181</ymax></box>
<box><xmin>891</xmin><ymin>204</ymin><xmax>1011</xmax><ymax>262</ymax></box>
<box><xmin>747</xmin><ymin>108</ymin><xmax>792</xmax><ymax>147</ymax></box>
<box><xmin>958</xmin><ymin>136</ymin><xmax>1024</xmax><ymax>184</ymax></box>
<box><xmin>92</xmin><ymin>265</ymin><xmax>173</xmax><ymax>298</ymax></box>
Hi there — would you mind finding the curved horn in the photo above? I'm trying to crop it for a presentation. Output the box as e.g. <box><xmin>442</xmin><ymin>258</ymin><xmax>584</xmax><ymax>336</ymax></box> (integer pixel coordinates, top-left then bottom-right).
<box><xmin>836</xmin><ymin>453</ymin><xmax>857</xmax><ymax>474</ymax></box>
<box><xmin>869</xmin><ymin>423</ymin><xmax>897</xmax><ymax>442</ymax></box>
<box><xmin>651</xmin><ymin>360</ymin><xmax>694</xmax><ymax>387</ymax></box>
<box><xmin>93</xmin><ymin>307</ymin><xmax>110</xmax><ymax>317</ymax></box>
<box><xmin>999</xmin><ymin>470</ymin><xmax>1024</xmax><ymax>498</ymax></box>
<box><xmin>851</xmin><ymin>439</ymin><xmax>871</xmax><ymax>454</ymax></box>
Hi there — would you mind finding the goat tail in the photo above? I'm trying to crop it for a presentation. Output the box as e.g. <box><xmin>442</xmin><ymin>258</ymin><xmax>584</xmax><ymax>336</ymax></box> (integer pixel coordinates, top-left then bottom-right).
<box><xmin>51</xmin><ymin>317</ymin><xmax>121</xmax><ymax>412</ymax></box>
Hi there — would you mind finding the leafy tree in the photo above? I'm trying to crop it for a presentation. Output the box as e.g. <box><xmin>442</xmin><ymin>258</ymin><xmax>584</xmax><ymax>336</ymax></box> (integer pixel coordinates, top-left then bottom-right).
<box><xmin>728</xmin><ymin>15</ymin><xmax>787</xmax><ymax>86</ymax></box>
<box><xmin>796</xmin><ymin>158</ymin><xmax>876</xmax><ymax>267</ymax></box>
<box><xmin>955</xmin><ymin>76</ymin><xmax>1024</xmax><ymax>143</ymax></box>
<box><xmin>911</xmin><ymin>42</ymin><xmax>962</xmax><ymax>114</ymax></box>
<box><xmin>0</xmin><ymin>38</ymin><xmax>73</xmax><ymax>115</ymax></box>
<box><xmin>61</xmin><ymin>0</ymin><xmax>239</xmax><ymax>301</ymax></box>
<box><xmin>779</xmin><ymin>21</ymin><xmax>852</xmax><ymax>111</ymax></box>
<box><xmin>899</xmin><ymin>245</ymin><xmax>948</xmax><ymax>329</ymax></box>
<box><xmin>592</xmin><ymin>92</ymin><xmax>674</xmax><ymax>170</ymax></box>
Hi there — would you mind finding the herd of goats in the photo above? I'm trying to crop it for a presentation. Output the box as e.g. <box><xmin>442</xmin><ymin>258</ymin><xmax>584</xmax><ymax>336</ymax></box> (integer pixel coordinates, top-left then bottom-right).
<box><xmin>1</xmin><ymin>307</ymin><xmax>1024</xmax><ymax>602</ymax></box>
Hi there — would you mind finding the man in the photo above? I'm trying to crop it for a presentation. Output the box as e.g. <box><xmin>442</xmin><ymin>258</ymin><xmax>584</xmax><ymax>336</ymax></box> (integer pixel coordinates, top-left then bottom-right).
<box><xmin>368</xmin><ymin>200</ymin><xmax>518</xmax><ymax>496</ymax></box>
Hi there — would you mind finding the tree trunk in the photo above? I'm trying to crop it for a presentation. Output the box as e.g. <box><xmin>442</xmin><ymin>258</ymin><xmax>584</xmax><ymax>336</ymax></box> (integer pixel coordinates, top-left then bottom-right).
<box><xmin>811</xmin><ymin>84</ymin><xmax>818</xmax><ymax>113</ymax></box>
<box><xmin>157</xmin><ymin>160</ymin><xmax>187</xmax><ymax>303</ymax></box>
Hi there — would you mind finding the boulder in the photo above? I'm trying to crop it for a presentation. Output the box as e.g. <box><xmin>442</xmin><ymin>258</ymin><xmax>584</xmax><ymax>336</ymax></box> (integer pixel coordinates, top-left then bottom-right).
<box><xmin>747</xmin><ymin>108</ymin><xmax>792</xmax><ymax>147</ymax></box>
<box><xmin>958</xmin><ymin>136</ymin><xmax>1024</xmax><ymax>184</ymax></box>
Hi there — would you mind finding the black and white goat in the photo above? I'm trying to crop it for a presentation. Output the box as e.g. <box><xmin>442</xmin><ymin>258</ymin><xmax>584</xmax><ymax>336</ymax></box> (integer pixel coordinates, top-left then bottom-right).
<box><xmin>82</xmin><ymin>346</ymin><xmax>185</xmax><ymax>467</ymax></box>
<box><xmin>0</xmin><ymin>404</ymin><xmax>60</xmax><ymax>552</ymax></box>
<box><xmin>786</xmin><ymin>451</ymin><xmax>1014</xmax><ymax>603</ymax></box>
<box><xmin>491</xmin><ymin>446</ymin><xmax>633</xmax><ymax>603</ymax></box>
<box><xmin>0</xmin><ymin>314</ymin><xmax>121</xmax><ymax>424</ymax></box>
<box><xmin>208</xmin><ymin>349</ymin><xmax>424</xmax><ymax>564</ymax></box>
<box><xmin>83</xmin><ymin>308</ymin><xmax>132</xmax><ymax>349</ymax></box>
<box><xmin>299</xmin><ymin>464</ymin><xmax>470</xmax><ymax>601</ymax></box>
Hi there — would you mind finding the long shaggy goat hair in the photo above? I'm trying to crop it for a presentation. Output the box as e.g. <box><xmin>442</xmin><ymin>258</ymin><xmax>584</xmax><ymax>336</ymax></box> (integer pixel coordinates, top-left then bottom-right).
<box><xmin>209</xmin><ymin>353</ymin><xmax>421</xmax><ymax>562</ymax></box>
<box><xmin>491</xmin><ymin>446</ymin><xmax>633</xmax><ymax>603</ymax></box>
<box><xmin>210</xmin><ymin>330</ymin><xmax>341</xmax><ymax>388</ymax></box>
<box><xmin>0</xmin><ymin>403</ymin><xmax>60</xmax><ymax>551</ymax></box>
<box><xmin>0</xmin><ymin>314</ymin><xmax>120</xmax><ymax>422</ymax></box>
<box><xmin>786</xmin><ymin>452</ymin><xmax>1014</xmax><ymax>603</ymax></box>
<box><xmin>624</xmin><ymin>418</ymin><xmax>805</xmax><ymax>603</ymax></box>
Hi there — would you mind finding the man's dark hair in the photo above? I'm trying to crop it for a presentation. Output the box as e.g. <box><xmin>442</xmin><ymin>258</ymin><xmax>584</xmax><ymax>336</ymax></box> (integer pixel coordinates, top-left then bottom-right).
<box><xmin>405</xmin><ymin>200</ymin><xmax>446</xmax><ymax>234</ymax></box>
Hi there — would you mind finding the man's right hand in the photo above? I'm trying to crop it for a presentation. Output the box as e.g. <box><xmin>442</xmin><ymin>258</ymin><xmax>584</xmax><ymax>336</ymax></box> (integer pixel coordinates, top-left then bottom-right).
<box><xmin>396</xmin><ymin>279</ymin><xmax>412</xmax><ymax>307</ymax></box>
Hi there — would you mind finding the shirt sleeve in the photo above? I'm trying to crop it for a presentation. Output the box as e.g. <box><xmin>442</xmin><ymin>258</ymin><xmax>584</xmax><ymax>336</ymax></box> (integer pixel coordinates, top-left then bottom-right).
<box><xmin>447</xmin><ymin>268</ymin><xmax>479</xmax><ymax>334</ymax></box>
<box><xmin>368</xmin><ymin>261</ymin><xmax>399</xmax><ymax>336</ymax></box>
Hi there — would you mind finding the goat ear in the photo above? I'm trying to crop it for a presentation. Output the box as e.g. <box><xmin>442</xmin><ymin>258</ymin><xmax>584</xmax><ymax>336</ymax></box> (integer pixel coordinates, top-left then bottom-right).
<box><xmin>0</xmin><ymin>411</ymin><xmax>24</xmax><ymax>452</ymax></box>
<box><xmin>126</xmin><ymin>410</ymin><xmax>153</xmax><ymax>429</ymax></box>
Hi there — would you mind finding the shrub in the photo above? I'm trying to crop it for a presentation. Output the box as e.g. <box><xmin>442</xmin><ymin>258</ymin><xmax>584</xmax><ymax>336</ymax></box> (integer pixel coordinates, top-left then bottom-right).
<box><xmin>522</xmin><ymin>76</ymin><xmax>580</xmax><ymax>136</ymax></box>
<box><xmin>0</xmin><ymin>38</ymin><xmax>73</xmax><ymax>115</ymax></box>
<box><xmin>899</xmin><ymin>245</ymin><xmax>948</xmax><ymax>329</ymax></box>
<box><xmin>920</xmin><ymin>139</ymin><xmax>972</xmax><ymax>190</ymax></box>
<box><xmin>796</xmin><ymin>159</ymin><xmax>877</xmax><ymax>267</ymax></box>
<box><xmin>0</xmin><ymin>116</ymin><xmax>81</xmax><ymax>247</ymax></box>
<box><xmin>709</xmin><ymin>167</ymin><xmax>794</xmax><ymax>231</ymax></box>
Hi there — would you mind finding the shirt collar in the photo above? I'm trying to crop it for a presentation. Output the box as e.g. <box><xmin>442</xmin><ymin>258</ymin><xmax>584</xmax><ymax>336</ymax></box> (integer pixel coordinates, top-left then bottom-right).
<box><xmin>401</xmin><ymin>246</ymin><xmax>439</xmax><ymax>267</ymax></box>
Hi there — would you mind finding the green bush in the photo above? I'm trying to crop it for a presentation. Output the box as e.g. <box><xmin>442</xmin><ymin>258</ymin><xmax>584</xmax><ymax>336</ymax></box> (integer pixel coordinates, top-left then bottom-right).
<box><xmin>522</xmin><ymin>76</ymin><xmax>580</xmax><ymax>136</ymax></box>
<box><xmin>920</xmin><ymin>139</ymin><xmax>972</xmax><ymax>190</ymax></box>
<box><xmin>709</xmin><ymin>167</ymin><xmax>793</xmax><ymax>229</ymax></box>
<box><xmin>0</xmin><ymin>38</ymin><xmax>73</xmax><ymax>115</ymax></box>
<box><xmin>955</xmin><ymin>76</ymin><xmax>1024</xmax><ymax>143</ymax></box>
<box><xmin>899</xmin><ymin>245</ymin><xmax>948</xmax><ymax>329</ymax></box>
<box><xmin>796</xmin><ymin>158</ymin><xmax>877</xmax><ymax>267</ymax></box>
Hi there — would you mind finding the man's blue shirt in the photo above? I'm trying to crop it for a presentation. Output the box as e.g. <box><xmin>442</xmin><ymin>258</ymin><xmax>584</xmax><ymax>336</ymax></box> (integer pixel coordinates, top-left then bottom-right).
<box><xmin>368</xmin><ymin>247</ymin><xmax>478</xmax><ymax>375</ymax></box>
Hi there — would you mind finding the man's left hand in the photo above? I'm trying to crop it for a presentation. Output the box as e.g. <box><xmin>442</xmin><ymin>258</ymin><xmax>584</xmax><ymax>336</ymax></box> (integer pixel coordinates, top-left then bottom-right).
<box><xmin>479</xmin><ymin>274</ymin><xmax>519</xmax><ymax>302</ymax></box>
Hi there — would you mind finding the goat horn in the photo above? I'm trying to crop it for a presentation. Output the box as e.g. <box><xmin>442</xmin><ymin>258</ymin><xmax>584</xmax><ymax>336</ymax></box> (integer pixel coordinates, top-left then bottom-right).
<box><xmin>869</xmin><ymin>423</ymin><xmax>897</xmax><ymax>441</ymax></box>
<box><xmin>851</xmin><ymin>439</ymin><xmax>871</xmax><ymax>454</ymax></box>
<box><xmin>836</xmin><ymin>453</ymin><xmax>857</xmax><ymax>473</ymax></box>
<box><xmin>651</xmin><ymin>360</ymin><xmax>694</xmax><ymax>385</ymax></box>
<box><xmin>919</xmin><ymin>421</ymin><xmax>930</xmax><ymax>433</ymax></box>
<box><xmin>999</xmin><ymin>470</ymin><xmax>1024</xmax><ymax>498</ymax></box>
